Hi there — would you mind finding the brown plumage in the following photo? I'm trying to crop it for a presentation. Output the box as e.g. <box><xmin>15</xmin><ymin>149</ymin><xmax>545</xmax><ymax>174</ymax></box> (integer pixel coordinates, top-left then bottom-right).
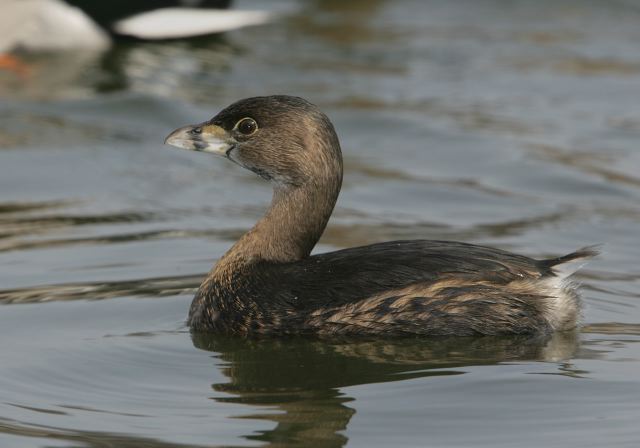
<box><xmin>165</xmin><ymin>95</ymin><xmax>597</xmax><ymax>336</ymax></box>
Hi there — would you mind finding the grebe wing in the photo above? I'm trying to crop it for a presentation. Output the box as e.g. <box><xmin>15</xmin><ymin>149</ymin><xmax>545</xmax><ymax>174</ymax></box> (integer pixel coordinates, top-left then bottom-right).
<box><xmin>259</xmin><ymin>240</ymin><xmax>595</xmax><ymax>309</ymax></box>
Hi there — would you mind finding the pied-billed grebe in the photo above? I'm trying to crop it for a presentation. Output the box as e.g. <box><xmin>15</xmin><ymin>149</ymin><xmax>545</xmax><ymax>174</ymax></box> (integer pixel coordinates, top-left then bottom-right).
<box><xmin>165</xmin><ymin>95</ymin><xmax>596</xmax><ymax>336</ymax></box>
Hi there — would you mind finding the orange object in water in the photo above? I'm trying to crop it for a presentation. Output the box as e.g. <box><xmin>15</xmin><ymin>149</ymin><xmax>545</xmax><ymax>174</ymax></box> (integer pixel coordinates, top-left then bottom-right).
<box><xmin>0</xmin><ymin>53</ymin><xmax>30</xmax><ymax>78</ymax></box>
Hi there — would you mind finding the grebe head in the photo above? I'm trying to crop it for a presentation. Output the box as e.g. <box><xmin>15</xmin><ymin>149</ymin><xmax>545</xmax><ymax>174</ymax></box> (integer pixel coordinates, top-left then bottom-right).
<box><xmin>165</xmin><ymin>95</ymin><xmax>342</xmax><ymax>188</ymax></box>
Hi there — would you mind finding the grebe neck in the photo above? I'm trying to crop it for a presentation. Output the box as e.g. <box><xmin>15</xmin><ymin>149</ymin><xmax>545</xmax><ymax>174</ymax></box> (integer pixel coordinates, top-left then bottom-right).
<box><xmin>214</xmin><ymin>175</ymin><xmax>341</xmax><ymax>274</ymax></box>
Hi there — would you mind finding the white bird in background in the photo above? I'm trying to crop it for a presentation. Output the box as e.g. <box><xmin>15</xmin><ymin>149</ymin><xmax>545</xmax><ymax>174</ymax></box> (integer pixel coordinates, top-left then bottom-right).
<box><xmin>0</xmin><ymin>0</ymin><xmax>273</xmax><ymax>77</ymax></box>
<box><xmin>0</xmin><ymin>0</ymin><xmax>271</xmax><ymax>71</ymax></box>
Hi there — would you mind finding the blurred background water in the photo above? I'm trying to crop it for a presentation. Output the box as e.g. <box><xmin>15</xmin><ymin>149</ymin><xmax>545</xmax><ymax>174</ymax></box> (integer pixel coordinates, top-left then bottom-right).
<box><xmin>1</xmin><ymin>0</ymin><xmax>640</xmax><ymax>447</ymax></box>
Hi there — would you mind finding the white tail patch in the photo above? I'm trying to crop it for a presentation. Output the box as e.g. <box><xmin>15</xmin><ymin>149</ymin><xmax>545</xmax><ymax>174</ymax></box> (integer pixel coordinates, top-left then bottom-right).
<box><xmin>541</xmin><ymin>277</ymin><xmax>581</xmax><ymax>331</ymax></box>
<box><xmin>542</xmin><ymin>248</ymin><xmax>597</xmax><ymax>331</ymax></box>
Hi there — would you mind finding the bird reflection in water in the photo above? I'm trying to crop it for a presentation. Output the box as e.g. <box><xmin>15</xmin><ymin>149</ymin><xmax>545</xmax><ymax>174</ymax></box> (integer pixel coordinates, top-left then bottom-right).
<box><xmin>192</xmin><ymin>332</ymin><xmax>580</xmax><ymax>447</ymax></box>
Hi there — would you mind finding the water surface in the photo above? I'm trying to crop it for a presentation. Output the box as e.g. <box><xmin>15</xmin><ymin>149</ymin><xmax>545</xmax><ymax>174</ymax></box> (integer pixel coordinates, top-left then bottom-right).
<box><xmin>1</xmin><ymin>1</ymin><xmax>640</xmax><ymax>447</ymax></box>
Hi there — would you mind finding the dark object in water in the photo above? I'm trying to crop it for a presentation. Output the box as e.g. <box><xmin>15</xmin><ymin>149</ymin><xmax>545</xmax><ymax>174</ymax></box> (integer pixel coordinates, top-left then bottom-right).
<box><xmin>65</xmin><ymin>1</ymin><xmax>233</xmax><ymax>31</ymax></box>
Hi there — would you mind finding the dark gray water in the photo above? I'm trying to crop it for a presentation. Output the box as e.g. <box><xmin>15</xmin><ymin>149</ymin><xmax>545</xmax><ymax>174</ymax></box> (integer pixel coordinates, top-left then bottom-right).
<box><xmin>1</xmin><ymin>1</ymin><xmax>640</xmax><ymax>447</ymax></box>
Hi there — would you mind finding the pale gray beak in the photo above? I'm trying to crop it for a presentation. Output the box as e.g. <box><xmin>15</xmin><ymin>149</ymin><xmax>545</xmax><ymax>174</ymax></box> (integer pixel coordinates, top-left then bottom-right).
<box><xmin>164</xmin><ymin>122</ymin><xmax>235</xmax><ymax>157</ymax></box>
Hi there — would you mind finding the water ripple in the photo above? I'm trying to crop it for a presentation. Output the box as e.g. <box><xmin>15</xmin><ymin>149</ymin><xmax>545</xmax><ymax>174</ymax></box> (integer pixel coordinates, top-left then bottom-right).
<box><xmin>0</xmin><ymin>228</ymin><xmax>237</xmax><ymax>253</ymax></box>
<box><xmin>0</xmin><ymin>418</ymin><xmax>206</xmax><ymax>448</ymax></box>
<box><xmin>0</xmin><ymin>274</ymin><xmax>202</xmax><ymax>304</ymax></box>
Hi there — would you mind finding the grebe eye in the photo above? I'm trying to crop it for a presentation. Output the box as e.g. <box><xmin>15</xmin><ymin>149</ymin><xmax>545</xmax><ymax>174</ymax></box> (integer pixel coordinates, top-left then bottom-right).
<box><xmin>236</xmin><ymin>118</ymin><xmax>258</xmax><ymax>135</ymax></box>
<box><xmin>191</xmin><ymin>127</ymin><xmax>202</xmax><ymax>135</ymax></box>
